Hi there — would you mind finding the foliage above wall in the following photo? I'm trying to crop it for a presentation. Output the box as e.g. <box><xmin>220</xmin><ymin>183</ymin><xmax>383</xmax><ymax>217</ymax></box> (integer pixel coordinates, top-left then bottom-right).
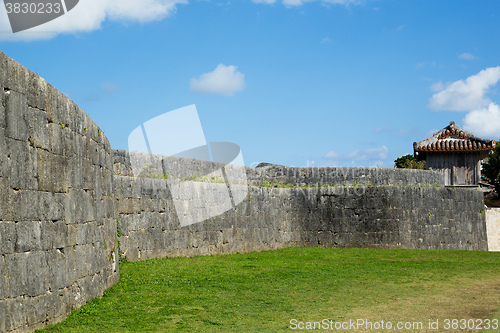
<box><xmin>482</xmin><ymin>142</ymin><xmax>500</xmax><ymax>194</ymax></box>
<box><xmin>394</xmin><ymin>154</ymin><xmax>426</xmax><ymax>170</ymax></box>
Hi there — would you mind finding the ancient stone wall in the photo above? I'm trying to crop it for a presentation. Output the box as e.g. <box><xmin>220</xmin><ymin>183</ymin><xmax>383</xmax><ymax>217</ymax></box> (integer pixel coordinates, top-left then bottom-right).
<box><xmin>0</xmin><ymin>51</ymin><xmax>118</xmax><ymax>333</ymax></box>
<box><xmin>0</xmin><ymin>50</ymin><xmax>491</xmax><ymax>333</ymax></box>
<box><xmin>113</xmin><ymin>149</ymin><xmax>487</xmax><ymax>261</ymax></box>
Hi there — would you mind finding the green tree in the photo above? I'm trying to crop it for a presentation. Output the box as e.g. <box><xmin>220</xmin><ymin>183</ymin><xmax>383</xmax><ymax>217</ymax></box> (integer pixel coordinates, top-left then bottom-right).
<box><xmin>482</xmin><ymin>142</ymin><xmax>500</xmax><ymax>194</ymax></box>
<box><xmin>394</xmin><ymin>154</ymin><xmax>426</xmax><ymax>170</ymax></box>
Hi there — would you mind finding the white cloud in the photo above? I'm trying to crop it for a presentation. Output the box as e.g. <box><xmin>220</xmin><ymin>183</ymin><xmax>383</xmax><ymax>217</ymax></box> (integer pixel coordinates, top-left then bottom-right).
<box><xmin>458</xmin><ymin>53</ymin><xmax>477</xmax><ymax>60</ymax></box>
<box><xmin>0</xmin><ymin>0</ymin><xmax>186</xmax><ymax>41</ymax></box>
<box><xmin>374</xmin><ymin>125</ymin><xmax>389</xmax><ymax>133</ymax></box>
<box><xmin>190</xmin><ymin>64</ymin><xmax>246</xmax><ymax>96</ymax></box>
<box><xmin>0</xmin><ymin>0</ymin><xmax>363</xmax><ymax>40</ymax></box>
<box><xmin>463</xmin><ymin>103</ymin><xmax>500</xmax><ymax>139</ymax></box>
<box><xmin>324</xmin><ymin>151</ymin><xmax>338</xmax><ymax>158</ymax></box>
<box><xmin>254</xmin><ymin>0</ymin><xmax>362</xmax><ymax>6</ymax></box>
<box><xmin>395</xmin><ymin>24</ymin><xmax>406</xmax><ymax>31</ymax></box>
<box><xmin>321</xmin><ymin>146</ymin><xmax>390</xmax><ymax>167</ymax></box>
<box><xmin>430</xmin><ymin>81</ymin><xmax>444</xmax><ymax>92</ymax></box>
<box><xmin>100</xmin><ymin>82</ymin><xmax>119</xmax><ymax>94</ymax></box>
<box><xmin>423</xmin><ymin>129</ymin><xmax>439</xmax><ymax>138</ymax></box>
<box><xmin>251</xmin><ymin>0</ymin><xmax>277</xmax><ymax>3</ymax></box>
<box><xmin>428</xmin><ymin>66</ymin><xmax>500</xmax><ymax>111</ymax></box>
<box><xmin>322</xmin><ymin>146</ymin><xmax>389</xmax><ymax>167</ymax></box>
<box><xmin>395</xmin><ymin>127</ymin><xmax>420</xmax><ymax>137</ymax></box>
<box><xmin>428</xmin><ymin>66</ymin><xmax>500</xmax><ymax>139</ymax></box>
<box><xmin>347</xmin><ymin>146</ymin><xmax>388</xmax><ymax>161</ymax></box>
<box><xmin>416</xmin><ymin>61</ymin><xmax>436</xmax><ymax>70</ymax></box>
<box><xmin>321</xmin><ymin>37</ymin><xmax>332</xmax><ymax>44</ymax></box>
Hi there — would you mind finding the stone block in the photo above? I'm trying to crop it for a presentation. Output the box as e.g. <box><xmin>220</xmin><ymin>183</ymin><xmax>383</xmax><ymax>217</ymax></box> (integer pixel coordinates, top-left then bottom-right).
<box><xmin>7</xmin><ymin>137</ymin><xmax>38</xmax><ymax>190</ymax></box>
<box><xmin>5</xmin><ymin>55</ymin><xmax>29</xmax><ymax>94</ymax></box>
<box><xmin>48</xmin><ymin>249</ymin><xmax>66</xmax><ymax>291</ymax></box>
<box><xmin>28</xmin><ymin>106</ymin><xmax>49</xmax><ymax>149</ymax></box>
<box><xmin>89</xmin><ymin>139</ymin><xmax>99</xmax><ymax>165</ymax></box>
<box><xmin>15</xmin><ymin>221</ymin><xmax>42</xmax><ymax>252</ymax></box>
<box><xmin>0</xmin><ymin>92</ymin><xmax>5</xmax><ymax>129</ymax></box>
<box><xmin>44</xmin><ymin>85</ymin><xmax>69</xmax><ymax>125</ymax></box>
<box><xmin>26</xmin><ymin>251</ymin><xmax>48</xmax><ymax>296</ymax></box>
<box><xmin>0</xmin><ymin>300</ymin><xmax>5</xmax><ymax>332</ymax></box>
<box><xmin>0</xmin><ymin>128</ymin><xmax>8</xmax><ymax>178</ymax></box>
<box><xmin>68</xmin><ymin>154</ymin><xmax>84</xmax><ymax>190</ymax></box>
<box><xmin>0</xmin><ymin>221</ymin><xmax>16</xmax><ymax>254</ymax></box>
<box><xmin>73</xmin><ymin>105</ymin><xmax>87</xmax><ymax>136</ymax></box>
<box><xmin>5</xmin><ymin>253</ymin><xmax>28</xmax><ymax>298</ymax></box>
<box><xmin>4</xmin><ymin>296</ymin><xmax>28</xmax><ymax>332</ymax></box>
<box><xmin>4</xmin><ymin>90</ymin><xmax>29</xmax><ymax>141</ymax></box>
<box><xmin>39</xmin><ymin>192</ymin><xmax>65</xmax><ymax>221</ymax></box>
<box><xmin>82</xmin><ymin>158</ymin><xmax>95</xmax><ymax>190</ymax></box>
<box><xmin>66</xmin><ymin>224</ymin><xmax>78</xmax><ymax>247</ymax></box>
<box><xmin>8</xmin><ymin>190</ymin><xmax>41</xmax><ymax>221</ymax></box>
<box><xmin>77</xmin><ymin>223</ymin><xmax>89</xmax><ymax>245</ymax></box>
<box><xmin>37</xmin><ymin>148</ymin><xmax>69</xmax><ymax>193</ymax></box>
<box><xmin>40</xmin><ymin>221</ymin><xmax>54</xmax><ymax>250</ymax></box>
<box><xmin>64</xmin><ymin>246</ymin><xmax>77</xmax><ymax>287</ymax></box>
<box><xmin>0</xmin><ymin>256</ymin><xmax>7</xmax><ymax>301</ymax></box>
<box><xmin>52</xmin><ymin>221</ymin><xmax>67</xmax><ymax>249</ymax></box>
<box><xmin>118</xmin><ymin>197</ymin><xmax>141</xmax><ymax>214</ymax></box>
<box><xmin>27</xmin><ymin>71</ymin><xmax>48</xmax><ymax>110</ymax></box>
<box><xmin>46</xmin><ymin>289</ymin><xmax>63</xmax><ymax>320</ymax></box>
<box><xmin>26</xmin><ymin>294</ymin><xmax>47</xmax><ymax>327</ymax></box>
<box><xmin>75</xmin><ymin>245</ymin><xmax>89</xmax><ymax>278</ymax></box>
<box><xmin>48</xmin><ymin>122</ymin><xmax>74</xmax><ymax>156</ymax></box>
<box><xmin>0</xmin><ymin>51</ymin><xmax>7</xmax><ymax>87</ymax></box>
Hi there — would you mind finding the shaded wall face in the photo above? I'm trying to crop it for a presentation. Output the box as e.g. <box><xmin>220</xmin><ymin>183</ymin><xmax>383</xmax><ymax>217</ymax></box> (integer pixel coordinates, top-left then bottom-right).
<box><xmin>113</xmin><ymin>150</ymin><xmax>487</xmax><ymax>261</ymax></box>
<box><xmin>0</xmin><ymin>52</ymin><xmax>118</xmax><ymax>333</ymax></box>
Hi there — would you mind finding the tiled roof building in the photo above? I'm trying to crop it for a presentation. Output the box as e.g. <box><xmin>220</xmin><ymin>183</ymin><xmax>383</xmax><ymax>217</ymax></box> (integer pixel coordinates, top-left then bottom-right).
<box><xmin>414</xmin><ymin>121</ymin><xmax>496</xmax><ymax>186</ymax></box>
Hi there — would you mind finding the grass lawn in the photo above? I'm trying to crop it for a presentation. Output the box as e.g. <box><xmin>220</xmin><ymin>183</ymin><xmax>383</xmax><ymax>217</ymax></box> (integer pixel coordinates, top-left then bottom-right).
<box><xmin>37</xmin><ymin>247</ymin><xmax>500</xmax><ymax>333</ymax></box>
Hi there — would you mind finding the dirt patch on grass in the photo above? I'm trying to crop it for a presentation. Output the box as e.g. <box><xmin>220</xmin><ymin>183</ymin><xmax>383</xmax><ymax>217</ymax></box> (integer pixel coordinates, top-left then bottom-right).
<box><xmin>337</xmin><ymin>278</ymin><xmax>500</xmax><ymax>333</ymax></box>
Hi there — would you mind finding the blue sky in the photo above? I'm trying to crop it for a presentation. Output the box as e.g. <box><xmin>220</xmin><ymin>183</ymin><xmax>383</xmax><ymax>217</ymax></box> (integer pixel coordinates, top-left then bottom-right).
<box><xmin>1</xmin><ymin>0</ymin><xmax>499</xmax><ymax>167</ymax></box>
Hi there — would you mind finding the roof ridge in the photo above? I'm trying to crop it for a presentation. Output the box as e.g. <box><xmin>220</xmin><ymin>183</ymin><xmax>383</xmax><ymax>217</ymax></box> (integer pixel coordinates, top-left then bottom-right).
<box><xmin>413</xmin><ymin>121</ymin><xmax>495</xmax><ymax>153</ymax></box>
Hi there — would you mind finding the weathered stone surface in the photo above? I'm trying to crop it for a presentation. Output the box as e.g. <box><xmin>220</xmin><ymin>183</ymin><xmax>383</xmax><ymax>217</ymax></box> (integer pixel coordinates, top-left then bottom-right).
<box><xmin>15</xmin><ymin>221</ymin><xmax>42</xmax><ymax>253</ymax></box>
<box><xmin>113</xmin><ymin>151</ymin><xmax>488</xmax><ymax>262</ymax></box>
<box><xmin>27</xmin><ymin>72</ymin><xmax>47</xmax><ymax>111</ymax></box>
<box><xmin>4</xmin><ymin>56</ymin><xmax>29</xmax><ymax>94</ymax></box>
<box><xmin>0</xmin><ymin>128</ymin><xmax>8</xmax><ymax>178</ymax></box>
<box><xmin>0</xmin><ymin>222</ymin><xmax>16</xmax><ymax>255</ymax></box>
<box><xmin>7</xmin><ymin>138</ymin><xmax>37</xmax><ymax>190</ymax></box>
<box><xmin>0</xmin><ymin>52</ymin><xmax>118</xmax><ymax>333</ymax></box>
<box><xmin>37</xmin><ymin>148</ymin><xmax>69</xmax><ymax>193</ymax></box>
<box><xmin>0</xmin><ymin>90</ymin><xmax>5</xmax><ymax>129</ymax></box>
<box><xmin>27</xmin><ymin>107</ymin><xmax>49</xmax><ymax>149</ymax></box>
<box><xmin>4</xmin><ymin>90</ymin><xmax>28</xmax><ymax>141</ymax></box>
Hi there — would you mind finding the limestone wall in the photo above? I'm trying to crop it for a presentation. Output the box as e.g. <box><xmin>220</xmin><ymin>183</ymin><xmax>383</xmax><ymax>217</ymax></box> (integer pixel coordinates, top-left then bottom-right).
<box><xmin>486</xmin><ymin>208</ymin><xmax>500</xmax><ymax>251</ymax></box>
<box><xmin>113</xmin><ymin>150</ymin><xmax>488</xmax><ymax>261</ymax></box>
<box><xmin>245</xmin><ymin>163</ymin><xmax>446</xmax><ymax>187</ymax></box>
<box><xmin>0</xmin><ymin>51</ymin><xmax>118</xmax><ymax>333</ymax></box>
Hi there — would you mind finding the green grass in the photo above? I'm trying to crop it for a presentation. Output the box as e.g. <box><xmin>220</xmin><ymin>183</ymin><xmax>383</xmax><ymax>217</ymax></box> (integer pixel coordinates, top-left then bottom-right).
<box><xmin>37</xmin><ymin>247</ymin><xmax>500</xmax><ymax>332</ymax></box>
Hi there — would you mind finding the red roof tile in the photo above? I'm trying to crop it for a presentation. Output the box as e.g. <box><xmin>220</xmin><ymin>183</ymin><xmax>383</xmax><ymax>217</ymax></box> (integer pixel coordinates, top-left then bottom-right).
<box><xmin>413</xmin><ymin>121</ymin><xmax>495</xmax><ymax>153</ymax></box>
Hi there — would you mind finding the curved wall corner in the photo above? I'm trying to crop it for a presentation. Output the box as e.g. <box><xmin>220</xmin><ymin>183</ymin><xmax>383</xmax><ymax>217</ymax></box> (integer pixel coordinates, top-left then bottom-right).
<box><xmin>0</xmin><ymin>51</ymin><xmax>118</xmax><ymax>333</ymax></box>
